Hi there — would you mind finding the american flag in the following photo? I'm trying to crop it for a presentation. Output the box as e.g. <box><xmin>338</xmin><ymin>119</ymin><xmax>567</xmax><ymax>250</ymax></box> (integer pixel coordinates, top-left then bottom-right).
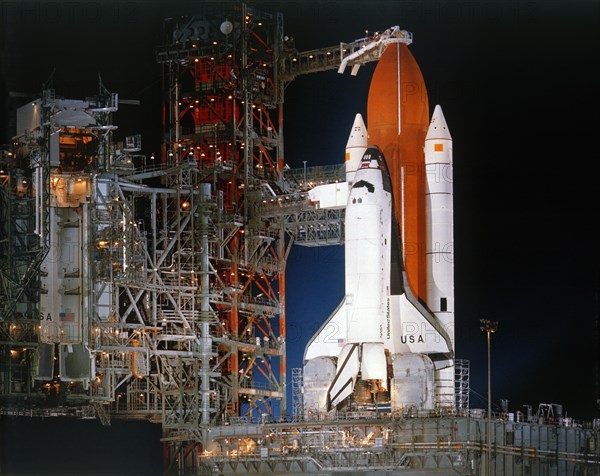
<box><xmin>59</xmin><ymin>312</ymin><xmax>75</xmax><ymax>322</ymax></box>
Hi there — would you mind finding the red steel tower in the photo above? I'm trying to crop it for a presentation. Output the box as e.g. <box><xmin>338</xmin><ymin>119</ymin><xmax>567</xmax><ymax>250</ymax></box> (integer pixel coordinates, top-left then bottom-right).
<box><xmin>156</xmin><ymin>4</ymin><xmax>288</xmax><ymax>456</ymax></box>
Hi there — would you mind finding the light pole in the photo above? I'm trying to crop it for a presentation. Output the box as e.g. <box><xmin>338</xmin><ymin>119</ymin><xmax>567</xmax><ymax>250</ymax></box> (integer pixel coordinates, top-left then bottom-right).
<box><xmin>480</xmin><ymin>319</ymin><xmax>498</xmax><ymax>476</ymax></box>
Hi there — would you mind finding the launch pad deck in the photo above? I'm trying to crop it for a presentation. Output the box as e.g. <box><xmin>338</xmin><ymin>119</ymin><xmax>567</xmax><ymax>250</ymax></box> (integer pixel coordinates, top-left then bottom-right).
<box><xmin>192</xmin><ymin>413</ymin><xmax>600</xmax><ymax>475</ymax></box>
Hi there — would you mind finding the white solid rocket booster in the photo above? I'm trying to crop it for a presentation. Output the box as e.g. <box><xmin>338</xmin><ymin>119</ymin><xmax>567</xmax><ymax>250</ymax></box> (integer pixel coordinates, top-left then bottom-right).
<box><xmin>424</xmin><ymin>105</ymin><xmax>455</xmax><ymax>405</ymax></box>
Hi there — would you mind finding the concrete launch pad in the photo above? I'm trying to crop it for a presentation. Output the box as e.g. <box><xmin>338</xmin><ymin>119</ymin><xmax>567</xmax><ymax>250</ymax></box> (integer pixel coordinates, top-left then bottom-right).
<box><xmin>194</xmin><ymin>412</ymin><xmax>599</xmax><ymax>475</ymax></box>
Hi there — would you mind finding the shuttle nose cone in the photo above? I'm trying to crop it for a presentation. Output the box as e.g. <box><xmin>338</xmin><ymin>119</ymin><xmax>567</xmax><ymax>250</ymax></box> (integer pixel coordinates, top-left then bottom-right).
<box><xmin>425</xmin><ymin>105</ymin><xmax>451</xmax><ymax>140</ymax></box>
<box><xmin>346</xmin><ymin>113</ymin><xmax>368</xmax><ymax>149</ymax></box>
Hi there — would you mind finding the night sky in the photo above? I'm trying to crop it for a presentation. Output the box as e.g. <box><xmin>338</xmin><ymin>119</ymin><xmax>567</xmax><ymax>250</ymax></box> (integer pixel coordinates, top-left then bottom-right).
<box><xmin>1</xmin><ymin>0</ymin><xmax>599</xmax><ymax>474</ymax></box>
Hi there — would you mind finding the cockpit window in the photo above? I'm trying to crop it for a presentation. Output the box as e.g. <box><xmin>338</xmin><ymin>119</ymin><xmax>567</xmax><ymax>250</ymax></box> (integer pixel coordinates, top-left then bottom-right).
<box><xmin>352</xmin><ymin>180</ymin><xmax>374</xmax><ymax>193</ymax></box>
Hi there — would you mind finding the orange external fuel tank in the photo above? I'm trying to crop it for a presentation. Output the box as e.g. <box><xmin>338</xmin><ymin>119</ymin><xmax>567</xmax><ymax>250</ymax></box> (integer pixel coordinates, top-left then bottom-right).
<box><xmin>367</xmin><ymin>43</ymin><xmax>430</xmax><ymax>304</ymax></box>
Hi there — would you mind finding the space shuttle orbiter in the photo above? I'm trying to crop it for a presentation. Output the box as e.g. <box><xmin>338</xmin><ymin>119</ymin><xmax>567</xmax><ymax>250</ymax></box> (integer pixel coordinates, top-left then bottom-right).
<box><xmin>302</xmin><ymin>43</ymin><xmax>455</xmax><ymax>414</ymax></box>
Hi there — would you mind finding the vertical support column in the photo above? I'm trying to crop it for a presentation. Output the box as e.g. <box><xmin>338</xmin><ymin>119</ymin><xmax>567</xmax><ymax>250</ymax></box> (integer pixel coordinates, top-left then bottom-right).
<box><xmin>199</xmin><ymin>183</ymin><xmax>212</xmax><ymax>430</ymax></box>
<box><xmin>278</xmin><ymin>224</ymin><xmax>287</xmax><ymax>419</ymax></box>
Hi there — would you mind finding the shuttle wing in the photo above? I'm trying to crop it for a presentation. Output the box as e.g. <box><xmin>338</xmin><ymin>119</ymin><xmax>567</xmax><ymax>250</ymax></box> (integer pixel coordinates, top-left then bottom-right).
<box><xmin>304</xmin><ymin>298</ymin><xmax>348</xmax><ymax>362</ymax></box>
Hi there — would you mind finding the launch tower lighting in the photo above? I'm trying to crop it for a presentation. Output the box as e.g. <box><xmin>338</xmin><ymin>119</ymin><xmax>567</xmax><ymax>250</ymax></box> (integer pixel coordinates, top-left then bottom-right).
<box><xmin>480</xmin><ymin>318</ymin><xmax>498</xmax><ymax>475</ymax></box>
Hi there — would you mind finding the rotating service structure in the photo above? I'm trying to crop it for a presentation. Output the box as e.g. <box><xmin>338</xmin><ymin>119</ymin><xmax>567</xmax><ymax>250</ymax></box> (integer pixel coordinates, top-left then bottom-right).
<box><xmin>0</xmin><ymin>4</ymin><xmax>293</xmax><ymax>463</ymax></box>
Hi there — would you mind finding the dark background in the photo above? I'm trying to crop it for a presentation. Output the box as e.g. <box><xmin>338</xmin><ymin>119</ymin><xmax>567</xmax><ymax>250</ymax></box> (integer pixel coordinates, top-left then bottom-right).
<box><xmin>1</xmin><ymin>0</ymin><xmax>598</xmax><ymax>474</ymax></box>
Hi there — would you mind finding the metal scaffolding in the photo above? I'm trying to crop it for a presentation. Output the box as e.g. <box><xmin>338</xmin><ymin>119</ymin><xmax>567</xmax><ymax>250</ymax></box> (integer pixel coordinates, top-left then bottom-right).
<box><xmin>455</xmin><ymin>359</ymin><xmax>470</xmax><ymax>411</ymax></box>
<box><xmin>291</xmin><ymin>367</ymin><xmax>304</xmax><ymax>422</ymax></box>
<box><xmin>155</xmin><ymin>4</ymin><xmax>288</xmax><ymax>444</ymax></box>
